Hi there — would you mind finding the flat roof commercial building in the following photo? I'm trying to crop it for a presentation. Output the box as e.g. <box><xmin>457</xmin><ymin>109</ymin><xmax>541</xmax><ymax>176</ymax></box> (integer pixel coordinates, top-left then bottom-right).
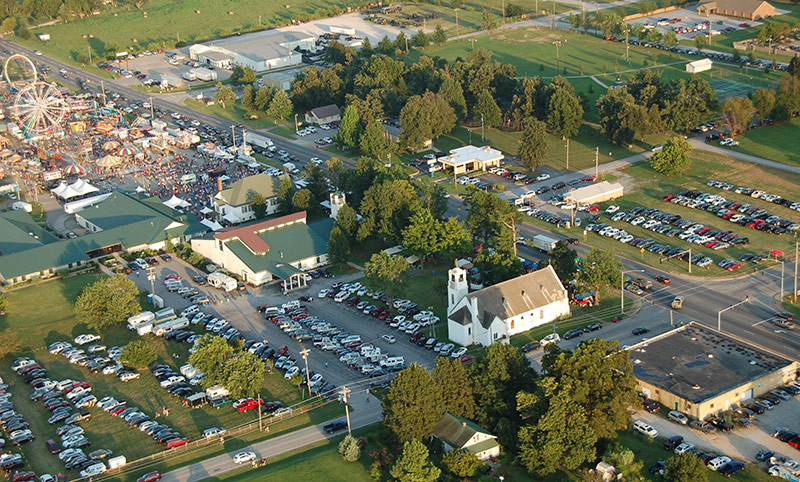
<box><xmin>628</xmin><ymin>322</ymin><xmax>798</xmax><ymax>420</ymax></box>
<box><xmin>189</xmin><ymin>30</ymin><xmax>316</xmax><ymax>73</ymax></box>
<box><xmin>564</xmin><ymin>181</ymin><xmax>624</xmax><ymax>205</ymax></box>
<box><xmin>440</xmin><ymin>145</ymin><xmax>504</xmax><ymax>176</ymax></box>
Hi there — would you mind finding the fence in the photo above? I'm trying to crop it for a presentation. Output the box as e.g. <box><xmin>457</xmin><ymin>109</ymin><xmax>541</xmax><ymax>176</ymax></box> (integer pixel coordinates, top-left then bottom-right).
<box><xmin>77</xmin><ymin>396</ymin><xmax>335</xmax><ymax>482</ymax></box>
<box><xmin>708</xmin><ymin>68</ymin><xmax>780</xmax><ymax>90</ymax></box>
<box><xmin>623</xmin><ymin>4</ymin><xmax>684</xmax><ymax>22</ymax></box>
<box><xmin>733</xmin><ymin>39</ymin><xmax>800</xmax><ymax>58</ymax></box>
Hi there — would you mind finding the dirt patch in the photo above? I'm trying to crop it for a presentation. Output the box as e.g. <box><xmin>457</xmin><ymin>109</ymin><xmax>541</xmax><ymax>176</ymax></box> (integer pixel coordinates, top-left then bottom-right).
<box><xmin>494</xmin><ymin>29</ymin><xmax>563</xmax><ymax>44</ymax></box>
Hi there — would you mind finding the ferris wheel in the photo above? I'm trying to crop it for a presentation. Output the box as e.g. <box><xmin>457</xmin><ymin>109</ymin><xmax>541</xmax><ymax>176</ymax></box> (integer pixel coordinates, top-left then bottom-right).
<box><xmin>4</xmin><ymin>54</ymin><xmax>67</xmax><ymax>138</ymax></box>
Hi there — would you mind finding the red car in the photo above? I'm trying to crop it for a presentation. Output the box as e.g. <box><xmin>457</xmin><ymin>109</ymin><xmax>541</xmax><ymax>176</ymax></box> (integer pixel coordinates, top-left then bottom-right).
<box><xmin>611</xmin><ymin>317</ymin><xmax>621</xmax><ymax>323</ymax></box>
<box><xmin>46</xmin><ymin>439</ymin><xmax>60</xmax><ymax>454</ymax></box>
<box><xmin>582</xmin><ymin>176</ymin><xmax>597</xmax><ymax>182</ymax></box>
<box><xmin>166</xmin><ymin>438</ymin><xmax>189</xmax><ymax>449</ymax></box>
<box><xmin>234</xmin><ymin>399</ymin><xmax>258</xmax><ymax>412</ymax></box>
<box><xmin>725</xmin><ymin>262</ymin><xmax>742</xmax><ymax>271</ymax></box>
<box><xmin>164</xmin><ymin>274</ymin><xmax>181</xmax><ymax>280</ymax></box>
<box><xmin>378</xmin><ymin>311</ymin><xmax>390</xmax><ymax>321</ymax></box>
<box><xmin>460</xmin><ymin>355</ymin><xmax>475</xmax><ymax>364</ymax></box>
<box><xmin>655</xmin><ymin>276</ymin><xmax>671</xmax><ymax>284</ymax></box>
<box><xmin>276</xmin><ymin>345</ymin><xmax>288</xmax><ymax>357</ymax></box>
<box><xmin>586</xmin><ymin>204</ymin><xmax>600</xmax><ymax>213</ymax></box>
<box><xmin>137</xmin><ymin>472</ymin><xmax>162</xmax><ymax>482</ymax></box>
<box><xmin>661</xmin><ymin>195</ymin><xmax>676</xmax><ymax>202</ymax></box>
<box><xmin>11</xmin><ymin>473</ymin><xmax>35</xmax><ymax>482</ymax></box>
<box><xmin>110</xmin><ymin>405</ymin><xmax>127</xmax><ymax>416</ymax></box>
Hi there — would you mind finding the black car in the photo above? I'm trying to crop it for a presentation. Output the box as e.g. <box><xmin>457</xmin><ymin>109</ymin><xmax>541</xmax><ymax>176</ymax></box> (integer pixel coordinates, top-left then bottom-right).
<box><xmin>663</xmin><ymin>435</ymin><xmax>683</xmax><ymax>450</ymax></box>
<box><xmin>563</xmin><ymin>328</ymin><xmax>582</xmax><ymax>340</ymax></box>
<box><xmin>521</xmin><ymin>341</ymin><xmax>541</xmax><ymax>353</ymax></box>
<box><xmin>718</xmin><ymin>461</ymin><xmax>745</xmax><ymax>477</ymax></box>
<box><xmin>756</xmin><ymin>449</ymin><xmax>774</xmax><ymax>462</ymax></box>
<box><xmin>632</xmin><ymin>327</ymin><xmax>650</xmax><ymax>336</ymax></box>
<box><xmin>323</xmin><ymin>420</ymin><xmax>348</xmax><ymax>434</ymax></box>
<box><xmin>648</xmin><ymin>461</ymin><xmax>665</xmax><ymax>474</ymax></box>
<box><xmin>584</xmin><ymin>323</ymin><xmax>602</xmax><ymax>332</ymax></box>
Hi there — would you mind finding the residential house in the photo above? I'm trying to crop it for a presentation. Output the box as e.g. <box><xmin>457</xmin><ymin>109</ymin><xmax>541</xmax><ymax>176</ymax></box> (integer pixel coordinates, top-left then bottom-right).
<box><xmin>432</xmin><ymin>413</ymin><xmax>500</xmax><ymax>461</ymax></box>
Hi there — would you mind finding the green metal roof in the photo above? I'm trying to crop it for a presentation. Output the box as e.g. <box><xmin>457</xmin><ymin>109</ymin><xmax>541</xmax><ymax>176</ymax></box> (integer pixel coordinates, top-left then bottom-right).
<box><xmin>433</xmin><ymin>413</ymin><xmax>495</xmax><ymax>448</ymax></box>
<box><xmin>464</xmin><ymin>438</ymin><xmax>500</xmax><ymax>455</ymax></box>
<box><xmin>223</xmin><ymin>218</ymin><xmax>332</xmax><ymax>278</ymax></box>
<box><xmin>0</xmin><ymin>210</ymin><xmax>57</xmax><ymax>255</ymax></box>
<box><xmin>0</xmin><ymin>192</ymin><xmax>206</xmax><ymax>281</ymax></box>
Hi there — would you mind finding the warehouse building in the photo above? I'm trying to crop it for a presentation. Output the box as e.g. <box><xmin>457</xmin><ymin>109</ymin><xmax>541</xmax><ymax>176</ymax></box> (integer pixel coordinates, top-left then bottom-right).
<box><xmin>628</xmin><ymin>322</ymin><xmax>798</xmax><ymax>420</ymax></box>
<box><xmin>189</xmin><ymin>30</ymin><xmax>316</xmax><ymax>73</ymax></box>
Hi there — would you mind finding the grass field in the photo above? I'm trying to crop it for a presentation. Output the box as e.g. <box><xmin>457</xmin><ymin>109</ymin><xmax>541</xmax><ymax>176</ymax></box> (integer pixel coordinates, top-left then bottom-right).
<box><xmin>723</xmin><ymin>118</ymin><xmax>800</xmax><ymax>167</ymax></box>
<box><xmin>534</xmin><ymin>150</ymin><xmax>800</xmax><ymax>276</ymax></box>
<box><xmin>15</xmin><ymin>0</ymin><xmax>366</xmax><ymax>69</ymax></box>
<box><xmin>184</xmin><ymin>98</ymin><xmax>283</xmax><ymax>130</ymax></box>
<box><xmin>0</xmin><ymin>274</ymin><xmax>345</xmax><ymax>477</ymax></box>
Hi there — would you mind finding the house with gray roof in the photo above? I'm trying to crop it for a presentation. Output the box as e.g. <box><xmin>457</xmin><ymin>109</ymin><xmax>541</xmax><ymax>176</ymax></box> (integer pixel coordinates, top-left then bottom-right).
<box><xmin>212</xmin><ymin>172</ymin><xmax>289</xmax><ymax>224</ymax></box>
<box><xmin>447</xmin><ymin>264</ymin><xmax>570</xmax><ymax>346</ymax></box>
<box><xmin>0</xmin><ymin>192</ymin><xmax>205</xmax><ymax>285</ymax></box>
<box><xmin>190</xmin><ymin>211</ymin><xmax>332</xmax><ymax>289</ymax></box>
<box><xmin>432</xmin><ymin>413</ymin><xmax>500</xmax><ymax>461</ymax></box>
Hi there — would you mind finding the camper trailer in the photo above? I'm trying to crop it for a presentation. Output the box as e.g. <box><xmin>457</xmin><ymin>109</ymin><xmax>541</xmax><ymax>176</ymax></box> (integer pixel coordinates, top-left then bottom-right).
<box><xmin>207</xmin><ymin>272</ymin><xmax>237</xmax><ymax>292</ymax></box>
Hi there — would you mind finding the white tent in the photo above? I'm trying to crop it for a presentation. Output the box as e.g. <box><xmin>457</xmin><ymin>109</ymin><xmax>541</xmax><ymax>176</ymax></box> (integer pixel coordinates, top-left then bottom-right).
<box><xmin>51</xmin><ymin>181</ymin><xmax>69</xmax><ymax>197</ymax></box>
<box><xmin>163</xmin><ymin>195</ymin><xmax>190</xmax><ymax>209</ymax></box>
<box><xmin>222</xmin><ymin>211</ymin><xmax>240</xmax><ymax>224</ymax></box>
<box><xmin>200</xmin><ymin>206</ymin><xmax>213</xmax><ymax>215</ymax></box>
<box><xmin>200</xmin><ymin>218</ymin><xmax>224</xmax><ymax>231</ymax></box>
<box><xmin>69</xmin><ymin>179</ymin><xmax>99</xmax><ymax>196</ymax></box>
<box><xmin>51</xmin><ymin>181</ymin><xmax>84</xmax><ymax>200</ymax></box>
<box><xmin>134</xmin><ymin>185</ymin><xmax>147</xmax><ymax>193</ymax></box>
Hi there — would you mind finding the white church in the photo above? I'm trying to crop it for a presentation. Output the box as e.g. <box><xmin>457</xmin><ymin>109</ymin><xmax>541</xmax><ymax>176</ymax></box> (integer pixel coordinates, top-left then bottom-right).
<box><xmin>447</xmin><ymin>264</ymin><xmax>571</xmax><ymax>347</ymax></box>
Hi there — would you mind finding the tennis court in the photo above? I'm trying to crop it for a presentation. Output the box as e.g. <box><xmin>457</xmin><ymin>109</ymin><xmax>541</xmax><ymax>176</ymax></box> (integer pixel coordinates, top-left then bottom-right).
<box><xmin>709</xmin><ymin>78</ymin><xmax>760</xmax><ymax>100</ymax></box>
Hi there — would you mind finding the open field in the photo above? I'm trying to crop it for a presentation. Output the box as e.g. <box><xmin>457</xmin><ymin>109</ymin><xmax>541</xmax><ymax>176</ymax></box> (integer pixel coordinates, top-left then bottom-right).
<box><xmin>723</xmin><ymin>118</ymin><xmax>800</xmax><ymax>167</ymax></box>
<box><xmin>530</xmin><ymin>151</ymin><xmax>800</xmax><ymax>276</ymax></box>
<box><xmin>184</xmin><ymin>98</ymin><xmax>285</xmax><ymax>130</ymax></box>
<box><xmin>15</xmin><ymin>0</ymin><xmax>365</xmax><ymax>69</ymax></box>
<box><xmin>0</xmin><ymin>274</ymin><xmax>344</xmax><ymax>477</ymax></box>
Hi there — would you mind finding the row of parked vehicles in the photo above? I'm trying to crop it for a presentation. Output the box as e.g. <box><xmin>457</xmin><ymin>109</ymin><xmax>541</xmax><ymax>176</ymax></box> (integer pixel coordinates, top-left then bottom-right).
<box><xmin>49</xmin><ymin>339</ymin><xmax>140</xmax><ymax>382</ymax></box>
<box><xmin>10</xmin><ymin>356</ymin><xmax>123</xmax><ymax>479</ymax></box>
<box><xmin>677</xmin><ymin>187</ymin><xmax>800</xmax><ymax>233</ymax></box>
<box><xmin>706</xmin><ymin>180</ymin><xmax>800</xmax><ymax>213</ymax></box>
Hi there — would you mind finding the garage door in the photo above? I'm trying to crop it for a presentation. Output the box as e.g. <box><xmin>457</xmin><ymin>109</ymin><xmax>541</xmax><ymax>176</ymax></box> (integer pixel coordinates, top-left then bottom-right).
<box><xmin>741</xmin><ymin>389</ymin><xmax>753</xmax><ymax>401</ymax></box>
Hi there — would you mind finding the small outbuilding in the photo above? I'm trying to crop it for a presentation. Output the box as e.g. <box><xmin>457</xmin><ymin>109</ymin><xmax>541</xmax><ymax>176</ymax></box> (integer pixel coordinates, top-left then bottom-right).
<box><xmin>686</xmin><ymin>58</ymin><xmax>713</xmax><ymax>74</ymax></box>
<box><xmin>563</xmin><ymin>181</ymin><xmax>624</xmax><ymax>205</ymax></box>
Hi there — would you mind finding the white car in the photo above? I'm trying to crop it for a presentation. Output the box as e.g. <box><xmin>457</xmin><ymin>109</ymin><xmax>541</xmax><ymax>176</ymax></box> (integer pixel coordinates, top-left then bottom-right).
<box><xmin>79</xmin><ymin>462</ymin><xmax>106</xmax><ymax>478</ymax></box>
<box><xmin>708</xmin><ymin>456</ymin><xmax>731</xmax><ymax>471</ymax></box>
<box><xmin>535</xmin><ymin>173</ymin><xmax>551</xmax><ymax>181</ymax></box>
<box><xmin>233</xmin><ymin>451</ymin><xmax>257</xmax><ymax>464</ymax></box>
<box><xmin>381</xmin><ymin>334</ymin><xmax>396</xmax><ymax>344</ymax></box>
<box><xmin>674</xmin><ymin>442</ymin><xmax>695</xmax><ymax>455</ymax></box>
<box><xmin>318</xmin><ymin>289</ymin><xmax>330</xmax><ymax>298</ymax></box>
<box><xmin>283</xmin><ymin>366</ymin><xmax>300</xmax><ymax>379</ymax></box>
<box><xmin>540</xmin><ymin>333</ymin><xmax>560</xmax><ymax>345</ymax></box>
<box><xmin>73</xmin><ymin>334</ymin><xmax>100</xmax><ymax>345</ymax></box>
<box><xmin>450</xmin><ymin>347</ymin><xmax>468</xmax><ymax>359</ymax></box>
<box><xmin>605</xmin><ymin>205</ymin><xmax>619</xmax><ymax>214</ymax></box>
<box><xmin>310</xmin><ymin>157</ymin><xmax>324</xmax><ymax>165</ymax></box>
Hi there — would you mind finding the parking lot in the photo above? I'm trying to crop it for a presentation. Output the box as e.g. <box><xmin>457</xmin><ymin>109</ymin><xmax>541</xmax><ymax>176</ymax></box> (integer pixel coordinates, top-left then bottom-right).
<box><xmin>114</xmin><ymin>52</ymin><xmax>232</xmax><ymax>88</ymax></box>
<box><xmin>626</xmin><ymin>8</ymin><xmax>764</xmax><ymax>42</ymax></box>
<box><xmin>125</xmin><ymin>257</ymin><xmax>440</xmax><ymax>392</ymax></box>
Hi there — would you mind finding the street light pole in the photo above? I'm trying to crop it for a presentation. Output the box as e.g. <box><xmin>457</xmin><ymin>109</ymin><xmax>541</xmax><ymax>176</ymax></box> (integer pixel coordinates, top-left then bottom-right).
<box><xmin>780</xmin><ymin>260</ymin><xmax>784</xmax><ymax>301</ymax></box>
<box><xmin>717</xmin><ymin>296</ymin><xmax>750</xmax><ymax>332</ymax></box>
<box><xmin>553</xmin><ymin>40</ymin><xmax>562</xmax><ymax>72</ymax></box>
<box><xmin>454</xmin><ymin>8</ymin><xmax>460</xmax><ymax>40</ymax></box>
<box><xmin>300</xmin><ymin>348</ymin><xmax>311</xmax><ymax>398</ymax></box>
<box><xmin>340</xmin><ymin>385</ymin><xmax>352</xmax><ymax>436</ymax></box>
<box><xmin>794</xmin><ymin>241</ymin><xmax>798</xmax><ymax>303</ymax></box>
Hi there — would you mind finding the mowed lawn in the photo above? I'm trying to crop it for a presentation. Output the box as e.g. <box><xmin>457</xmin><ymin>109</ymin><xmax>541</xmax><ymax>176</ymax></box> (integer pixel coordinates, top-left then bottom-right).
<box><xmin>725</xmin><ymin>118</ymin><xmax>800</xmax><ymax>167</ymax></box>
<box><xmin>0</xmin><ymin>274</ymin><xmax>344</xmax><ymax>477</ymax></box>
<box><xmin>536</xmin><ymin>150</ymin><xmax>800</xmax><ymax>276</ymax></box>
<box><xmin>15</xmin><ymin>0</ymin><xmax>357</xmax><ymax>67</ymax></box>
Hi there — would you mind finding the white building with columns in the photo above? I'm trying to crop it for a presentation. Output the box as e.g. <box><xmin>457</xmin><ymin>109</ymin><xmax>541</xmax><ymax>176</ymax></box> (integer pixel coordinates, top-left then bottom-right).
<box><xmin>447</xmin><ymin>264</ymin><xmax>571</xmax><ymax>347</ymax></box>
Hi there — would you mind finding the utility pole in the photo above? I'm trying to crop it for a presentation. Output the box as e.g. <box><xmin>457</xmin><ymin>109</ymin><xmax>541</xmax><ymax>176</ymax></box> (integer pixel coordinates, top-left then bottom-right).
<box><xmin>101</xmin><ymin>80</ymin><xmax>107</xmax><ymax>106</ymax></box>
<box><xmin>502</xmin><ymin>0</ymin><xmax>506</xmax><ymax>23</ymax></box>
<box><xmin>794</xmin><ymin>241</ymin><xmax>798</xmax><ymax>303</ymax></box>
<box><xmin>595</xmin><ymin>146</ymin><xmax>599</xmax><ymax>180</ymax></box>
<box><xmin>88</xmin><ymin>46</ymin><xmax>92</xmax><ymax>64</ymax></box>
<box><xmin>717</xmin><ymin>296</ymin><xmax>750</xmax><ymax>331</ymax></box>
<box><xmin>149</xmin><ymin>96</ymin><xmax>154</xmax><ymax>120</ymax></box>
<box><xmin>340</xmin><ymin>386</ymin><xmax>352</xmax><ymax>436</ymax></box>
<box><xmin>481</xmin><ymin>114</ymin><xmax>485</xmax><ymax>141</ymax></box>
<box><xmin>300</xmin><ymin>348</ymin><xmax>311</xmax><ymax>399</ymax></box>
<box><xmin>231</xmin><ymin>125</ymin><xmax>236</xmax><ymax>148</ymax></box>
<box><xmin>670</xmin><ymin>309</ymin><xmax>674</xmax><ymax>327</ymax></box>
<box><xmin>455</xmin><ymin>8</ymin><xmax>460</xmax><ymax>40</ymax></box>
<box><xmin>553</xmin><ymin>40</ymin><xmax>561</xmax><ymax>72</ymax></box>
<box><xmin>147</xmin><ymin>266</ymin><xmax>156</xmax><ymax>298</ymax></box>
<box><xmin>257</xmin><ymin>393</ymin><xmax>263</xmax><ymax>431</ymax></box>
<box><xmin>552</xmin><ymin>0</ymin><xmax>556</xmax><ymax>29</ymax></box>
<box><xmin>565</xmin><ymin>138</ymin><xmax>569</xmax><ymax>170</ymax></box>
<box><xmin>688</xmin><ymin>247</ymin><xmax>691</xmax><ymax>274</ymax></box>
<box><xmin>625</xmin><ymin>28</ymin><xmax>630</xmax><ymax>63</ymax></box>
<box><xmin>780</xmin><ymin>260</ymin><xmax>785</xmax><ymax>302</ymax></box>
<box><xmin>294</xmin><ymin>113</ymin><xmax>298</xmax><ymax>133</ymax></box>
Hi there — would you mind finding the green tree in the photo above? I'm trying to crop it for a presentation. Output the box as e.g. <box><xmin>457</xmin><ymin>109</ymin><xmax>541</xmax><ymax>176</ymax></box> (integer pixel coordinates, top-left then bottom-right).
<box><xmin>411</xmin><ymin>30</ymin><xmax>429</xmax><ymax>48</ymax></box>
<box><xmin>365</xmin><ymin>251</ymin><xmax>409</xmax><ymax>302</ymax></box>
<box><xmin>335</xmin><ymin>204</ymin><xmax>359</xmax><ymax>241</ymax></box>
<box><xmin>277</xmin><ymin>176</ymin><xmax>296</xmax><ymax>214</ymax></box>
<box><xmin>650</xmin><ymin>136</ymin><xmax>692</xmax><ymax>176</ymax></box>
<box><xmin>390</xmin><ymin>440</ymin><xmax>441</xmax><ymax>482</ymax></box>
<box><xmin>0</xmin><ymin>294</ymin><xmax>7</xmax><ymax>316</ymax></box>
<box><xmin>292</xmin><ymin>188</ymin><xmax>313</xmax><ymax>211</ymax></box>
<box><xmin>214</xmin><ymin>83</ymin><xmax>236</xmax><ymax>109</ymax></box>
<box><xmin>358</xmin><ymin>180</ymin><xmax>419</xmax><ymax>242</ymax></box>
<box><xmin>720</xmin><ymin>96</ymin><xmax>754</xmax><ymax>137</ymax></box>
<box><xmin>360</xmin><ymin>120</ymin><xmax>394</xmax><ymax>159</ymax></box>
<box><xmin>336</xmin><ymin>104</ymin><xmax>362</xmax><ymax>149</ymax></box>
<box><xmin>383</xmin><ymin>364</ymin><xmax>442</xmax><ymax>443</ymax></box>
<box><xmin>247</xmin><ymin>191</ymin><xmax>268</xmax><ymax>219</ymax></box>
<box><xmin>577</xmin><ymin>248</ymin><xmax>622</xmax><ymax>303</ymax></box>
<box><xmin>662</xmin><ymin>30</ymin><xmax>678</xmax><ymax>48</ymax></box>
<box><xmin>1</xmin><ymin>17</ymin><xmax>17</xmax><ymax>34</ymax></box>
<box><xmin>16</xmin><ymin>24</ymin><xmax>30</xmax><ymax>40</ymax></box>
<box><xmin>120</xmin><ymin>340</ymin><xmax>157</xmax><ymax>369</ymax></box>
<box><xmin>753</xmin><ymin>88</ymin><xmax>776</xmax><ymax>120</ymax></box>
<box><xmin>433</xmin><ymin>357</ymin><xmax>475</xmax><ymax>418</ymax></box>
<box><xmin>518</xmin><ymin>118</ymin><xmax>548</xmax><ymax>171</ymax></box>
<box><xmin>401</xmin><ymin>208</ymin><xmax>440</xmax><ymax>267</ymax></box>
<box><xmin>437</xmin><ymin>217</ymin><xmax>472</xmax><ymax>259</ymax></box>
<box><xmin>604</xmin><ymin>444</ymin><xmax>644</xmax><ymax>480</ymax></box>
<box><xmin>509</xmin><ymin>76</ymin><xmax>543</xmax><ymax>129</ymax></box>
<box><xmin>254</xmin><ymin>86</ymin><xmax>276</xmax><ymax>111</ymax></box>
<box><xmin>774</xmin><ymin>73</ymin><xmax>800</xmax><ymax>121</ymax></box>
<box><xmin>267</xmin><ymin>89</ymin><xmax>293</xmax><ymax>120</ymax></box>
<box><xmin>549</xmin><ymin>240</ymin><xmax>578</xmax><ymax>283</ymax></box>
<box><xmin>327</xmin><ymin>226</ymin><xmax>351</xmax><ymax>264</ymax></box>
<box><xmin>596</xmin><ymin>87</ymin><xmax>639</xmax><ymax>145</ymax></box>
<box><xmin>664</xmin><ymin>454</ymin><xmax>708</xmax><ymax>482</ymax></box>
<box><xmin>394</xmin><ymin>31</ymin><xmax>408</xmax><ymax>53</ymax></box>
<box><xmin>695</xmin><ymin>33</ymin><xmax>708</xmax><ymax>51</ymax></box>
<box><xmin>189</xmin><ymin>334</ymin><xmax>235</xmax><ymax>387</ymax></box>
<box><xmin>304</xmin><ymin>162</ymin><xmax>329</xmax><ymax>207</ymax></box>
<box><xmin>471</xmin><ymin>343</ymin><xmax>537</xmax><ymax>429</ymax></box>
<box><xmin>230</xmin><ymin>65</ymin><xmax>245</xmax><ymax>84</ymax></box>
<box><xmin>442</xmin><ymin>449</ymin><xmax>483</xmax><ymax>478</ymax></box>
<box><xmin>518</xmin><ymin>380</ymin><xmax>598</xmax><ymax>476</ymax></box>
<box><xmin>377</xmin><ymin>35</ymin><xmax>394</xmax><ymax>55</ymax></box>
<box><xmin>547</xmin><ymin>84</ymin><xmax>584</xmax><ymax>139</ymax></box>
<box><xmin>223</xmin><ymin>352</ymin><xmax>265</xmax><ymax>399</ymax></box>
<box><xmin>400</xmin><ymin>91</ymin><xmax>457</xmax><ymax>149</ymax></box>
<box><xmin>481</xmin><ymin>10</ymin><xmax>497</xmax><ymax>31</ymax></box>
<box><xmin>360</xmin><ymin>36</ymin><xmax>374</xmax><ymax>57</ymax></box>
<box><xmin>438</xmin><ymin>75</ymin><xmax>468</xmax><ymax>122</ymax></box>
<box><xmin>473</xmin><ymin>90</ymin><xmax>502</xmax><ymax>126</ymax></box>
<box><xmin>75</xmin><ymin>275</ymin><xmax>141</xmax><ymax>332</ymax></box>
<box><xmin>432</xmin><ymin>24</ymin><xmax>447</xmax><ymax>45</ymax></box>
<box><xmin>240</xmin><ymin>67</ymin><xmax>257</xmax><ymax>84</ymax></box>
<box><xmin>338</xmin><ymin>435</ymin><xmax>361</xmax><ymax>462</ymax></box>
<box><xmin>241</xmin><ymin>84</ymin><xmax>255</xmax><ymax>111</ymax></box>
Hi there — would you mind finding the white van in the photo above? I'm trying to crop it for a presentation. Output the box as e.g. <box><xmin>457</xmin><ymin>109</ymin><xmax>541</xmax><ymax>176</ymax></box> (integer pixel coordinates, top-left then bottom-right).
<box><xmin>380</xmin><ymin>356</ymin><xmax>405</xmax><ymax>368</ymax></box>
<box><xmin>633</xmin><ymin>420</ymin><xmax>658</xmax><ymax>438</ymax></box>
<box><xmin>333</xmin><ymin>291</ymin><xmax>349</xmax><ymax>303</ymax></box>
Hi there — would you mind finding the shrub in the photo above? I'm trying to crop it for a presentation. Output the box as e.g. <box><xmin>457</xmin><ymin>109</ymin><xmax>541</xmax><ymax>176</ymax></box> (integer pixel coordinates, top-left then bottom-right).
<box><xmin>493</xmin><ymin>183</ymin><xmax>505</xmax><ymax>191</ymax></box>
<box><xmin>338</xmin><ymin>435</ymin><xmax>361</xmax><ymax>462</ymax></box>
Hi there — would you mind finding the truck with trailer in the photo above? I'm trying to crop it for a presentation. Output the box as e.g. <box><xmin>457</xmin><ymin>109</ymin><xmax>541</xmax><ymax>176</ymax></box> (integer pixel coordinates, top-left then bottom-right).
<box><xmin>533</xmin><ymin>234</ymin><xmax>558</xmax><ymax>252</ymax></box>
<box><xmin>184</xmin><ymin>392</ymin><xmax>208</xmax><ymax>408</ymax></box>
<box><xmin>207</xmin><ymin>272</ymin><xmax>237</xmax><ymax>292</ymax></box>
<box><xmin>244</xmin><ymin>131</ymin><xmax>275</xmax><ymax>150</ymax></box>
<box><xmin>153</xmin><ymin>316</ymin><xmax>190</xmax><ymax>336</ymax></box>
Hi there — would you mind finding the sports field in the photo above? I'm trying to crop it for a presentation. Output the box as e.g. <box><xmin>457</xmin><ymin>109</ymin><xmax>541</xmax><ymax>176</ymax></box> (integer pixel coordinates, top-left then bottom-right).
<box><xmin>16</xmin><ymin>0</ymin><xmax>365</xmax><ymax>68</ymax></box>
<box><xmin>727</xmin><ymin>117</ymin><xmax>800</xmax><ymax>167</ymax></box>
